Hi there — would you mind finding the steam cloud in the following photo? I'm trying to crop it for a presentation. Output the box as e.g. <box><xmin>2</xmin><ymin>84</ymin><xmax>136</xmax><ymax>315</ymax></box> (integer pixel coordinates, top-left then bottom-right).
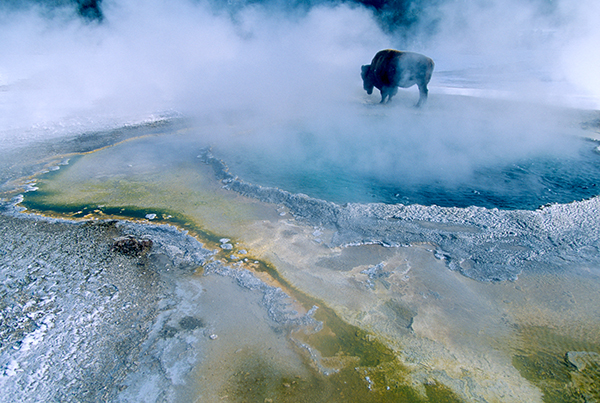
<box><xmin>0</xmin><ymin>0</ymin><xmax>598</xmax><ymax>181</ymax></box>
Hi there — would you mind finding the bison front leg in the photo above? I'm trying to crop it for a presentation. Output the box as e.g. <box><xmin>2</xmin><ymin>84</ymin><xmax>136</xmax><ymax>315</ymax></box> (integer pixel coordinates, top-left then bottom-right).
<box><xmin>380</xmin><ymin>86</ymin><xmax>398</xmax><ymax>103</ymax></box>
<box><xmin>379</xmin><ymin>88</ymin><xmax>389</xmax><ymax>103</ymax></box>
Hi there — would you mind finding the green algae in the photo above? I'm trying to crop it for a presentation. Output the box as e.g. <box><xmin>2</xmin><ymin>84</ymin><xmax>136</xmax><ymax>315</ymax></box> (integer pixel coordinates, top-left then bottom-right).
<box><xmin>242</xmin><ymin>257</ymin><xmax>397</xmax><ymax>371</ymax></box>
<box><xmin>512</xmin><ymin>326</ymin><xmax>600</xmax><ymax>403</ymax></box>
<box><xmin>21</xmin><ymin>198</ymin><xmax>219</xmax><ymax>244</ymax></box>
<box><xmin>224</xmin><ymin>353</ymin><xmax>462</xmax><ymax>403</ymax></box>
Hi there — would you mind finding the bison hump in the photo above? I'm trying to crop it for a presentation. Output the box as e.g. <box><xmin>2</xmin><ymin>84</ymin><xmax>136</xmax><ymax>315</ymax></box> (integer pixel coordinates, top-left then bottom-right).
<box><xmin>372</xmin><ymin>50</ymin><xmax>401</xmax><ymax>85</ymax></box>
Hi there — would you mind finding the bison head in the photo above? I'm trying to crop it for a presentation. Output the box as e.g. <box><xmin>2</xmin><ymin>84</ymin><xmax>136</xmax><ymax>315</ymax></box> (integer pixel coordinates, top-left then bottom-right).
<box><xmin>361</xmin><ymin>65</ymin><xmax>374</xmax><ymax>95</ymax></box>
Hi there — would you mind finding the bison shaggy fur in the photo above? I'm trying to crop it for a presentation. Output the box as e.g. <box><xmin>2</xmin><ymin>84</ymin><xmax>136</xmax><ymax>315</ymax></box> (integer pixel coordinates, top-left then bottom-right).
<box><xmin>361</xmin><ymin>49</ymin><xmax>434</xmax><ymax>107</ymax></box>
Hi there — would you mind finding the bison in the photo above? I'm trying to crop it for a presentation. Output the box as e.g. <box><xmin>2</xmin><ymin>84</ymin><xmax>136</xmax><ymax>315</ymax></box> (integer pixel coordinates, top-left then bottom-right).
<box><xmin>361</xmin><ymin>49</ymin><xmax>434</xmax><ymax>107</ymax></box>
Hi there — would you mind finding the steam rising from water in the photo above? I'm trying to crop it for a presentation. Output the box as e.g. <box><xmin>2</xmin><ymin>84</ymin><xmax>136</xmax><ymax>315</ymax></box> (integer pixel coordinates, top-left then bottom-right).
<box><xmin>0</xmin><ymin>1</ymin><xmax>384</xmax><ymax>130</ymax></box>
<box><xmin>0</xmin><ymin>0</ymin><xmax>599</xmax><ymax>181</ymax></box>
<box><xmin>2</xmin><ymin>4</ymin><xmax>600</xmax><ymax>399</ymax></box>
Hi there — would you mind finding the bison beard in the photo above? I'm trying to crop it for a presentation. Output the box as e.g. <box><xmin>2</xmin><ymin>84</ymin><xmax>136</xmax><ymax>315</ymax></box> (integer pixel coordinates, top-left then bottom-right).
<box><xmin>361</xmin><ymin>49</ymin><xmax>434</xmax><ymax>107</ymax></box>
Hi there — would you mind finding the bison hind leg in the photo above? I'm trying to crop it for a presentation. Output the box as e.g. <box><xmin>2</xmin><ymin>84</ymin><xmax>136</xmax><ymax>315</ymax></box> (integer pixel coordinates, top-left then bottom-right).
<box><xmin>389</xmin><ymin>87</ymin><xmax>398</xmax><ymax>102</ymax></box>
<box><xmin>416</xmin><ymin>83</ymin><xmax>429</xmax><ymax>107</ymax></box>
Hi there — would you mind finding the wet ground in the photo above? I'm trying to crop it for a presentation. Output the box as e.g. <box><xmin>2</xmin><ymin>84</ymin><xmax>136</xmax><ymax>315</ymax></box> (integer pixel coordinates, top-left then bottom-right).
<box><xmin>1</xmin><ymin>99</ymin><xmax>600</xmax><ymax>402</ymax></box>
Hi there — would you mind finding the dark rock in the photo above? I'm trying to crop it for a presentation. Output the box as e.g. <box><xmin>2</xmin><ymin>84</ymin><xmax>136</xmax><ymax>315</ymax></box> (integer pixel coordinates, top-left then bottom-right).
<box><xmin>112</xmin><ymin>236</ymin><xmax>153</xmax><ymax>257</ymax></box>
<box><xmin>179</xmin><ymin>316</ymin><xmax>205</xmax><ymax>331</ymax></box>
<box><xmin>160</xmin><ymin>325</ymin><xmax>178</xmax><ymax>339</ymax></box>
<box><xmin>566</xmin><ymin>351</ymin><xmax>600</xmax><ymax>371</ymax></box>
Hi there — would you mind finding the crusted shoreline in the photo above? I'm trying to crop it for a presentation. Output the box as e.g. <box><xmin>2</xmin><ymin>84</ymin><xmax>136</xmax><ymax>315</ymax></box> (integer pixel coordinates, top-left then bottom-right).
<box><xmin>199</xmin><ymin>147</ymin><xmax>600</xmax><ymax>282</ymax></box>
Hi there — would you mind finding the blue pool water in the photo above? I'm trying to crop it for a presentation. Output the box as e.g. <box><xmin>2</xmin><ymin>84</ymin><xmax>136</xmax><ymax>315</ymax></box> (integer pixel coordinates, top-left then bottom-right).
<box><xmin>215</xmin><ymin>138</ymin><xmax>600</xmax><ymax>211</ymax></box>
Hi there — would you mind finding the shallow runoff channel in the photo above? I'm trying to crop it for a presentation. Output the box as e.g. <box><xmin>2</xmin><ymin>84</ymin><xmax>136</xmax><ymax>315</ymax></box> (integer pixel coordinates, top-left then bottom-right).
<box><xmin>3</xmin><ymin>101</ymin><xmax>600</xmax><ymax>402</ymax></box>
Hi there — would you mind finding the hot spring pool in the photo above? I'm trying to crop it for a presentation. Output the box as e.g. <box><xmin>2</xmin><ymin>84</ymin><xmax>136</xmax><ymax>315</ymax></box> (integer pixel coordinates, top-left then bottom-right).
<box><xmin>213</xmin><ymin>135</ymin><xmax>600</xmax><ymax>211</ymax></box>
<box><xmin>205</xmin><ymin>95</ymin><xmax>600</xmax><ymax>211</ymax></box>
<box><xmin>7</xmin><ymin>113</ymin><xmax>600</xmax><ymax>402</ymax></box>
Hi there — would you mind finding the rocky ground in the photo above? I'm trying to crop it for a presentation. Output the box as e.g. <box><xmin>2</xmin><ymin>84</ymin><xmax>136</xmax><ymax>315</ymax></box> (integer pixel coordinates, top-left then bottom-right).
<box><xmin>0</xmin><ymin>199</ymin><xmax>321</xmax><ymax>402</ymax></box>
<box><xmin>0</xmin><ymin>204</ymin><xmax>214</xmax><ymax>402</ymax></box>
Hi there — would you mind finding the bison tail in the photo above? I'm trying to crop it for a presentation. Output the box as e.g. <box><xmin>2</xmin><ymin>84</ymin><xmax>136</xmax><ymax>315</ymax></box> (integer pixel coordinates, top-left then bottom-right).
<box><xmin>424</xmin><ymin>58</ymin><xmax>434</xmax><ymax>84</ymax></box>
